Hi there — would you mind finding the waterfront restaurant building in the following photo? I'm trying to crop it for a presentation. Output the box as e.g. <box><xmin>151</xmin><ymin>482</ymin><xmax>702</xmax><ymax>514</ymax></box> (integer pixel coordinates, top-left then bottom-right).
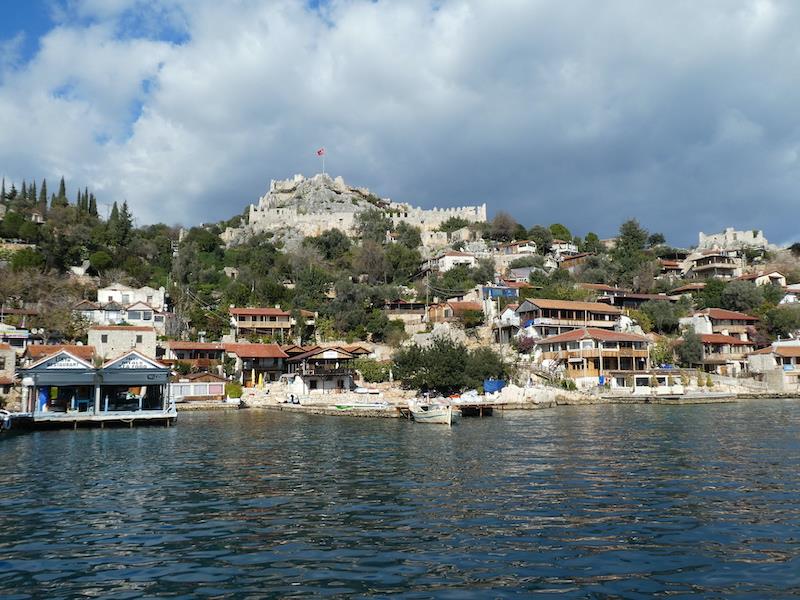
<box><xmin>18</xmin><ymin>349</ymin><xmax>175</xmax><ymax>425</ymax></box>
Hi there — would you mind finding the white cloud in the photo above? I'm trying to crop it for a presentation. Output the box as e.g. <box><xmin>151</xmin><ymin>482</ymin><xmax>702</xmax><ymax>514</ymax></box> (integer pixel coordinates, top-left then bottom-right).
<box><xmin>2</xmin><ymin>0</ymin><xmax>800</xmax><ymax>244</ymax></box>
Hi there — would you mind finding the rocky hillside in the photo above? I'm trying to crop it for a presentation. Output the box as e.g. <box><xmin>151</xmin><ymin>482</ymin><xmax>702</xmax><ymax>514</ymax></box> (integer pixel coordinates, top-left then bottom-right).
<box><xmin>221</xmin><ymin>173</ymin><xmax>390</xmax><ymax>247</ymax></box>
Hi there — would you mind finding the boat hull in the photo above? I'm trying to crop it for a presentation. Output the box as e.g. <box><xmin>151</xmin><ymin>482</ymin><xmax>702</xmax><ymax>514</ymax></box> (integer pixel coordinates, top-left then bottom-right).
<box><xmin>409</xmin><ymin>404</ymin><xmax>453</xmax><ymax>425</ymax></box>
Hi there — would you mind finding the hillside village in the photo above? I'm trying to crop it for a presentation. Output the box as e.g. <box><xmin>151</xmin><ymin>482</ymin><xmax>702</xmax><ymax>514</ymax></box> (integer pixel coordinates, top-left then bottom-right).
<box><xmin>2</xmin><ymin>172</ymin><xmax>800</xmax><ymax>413</ymax></box>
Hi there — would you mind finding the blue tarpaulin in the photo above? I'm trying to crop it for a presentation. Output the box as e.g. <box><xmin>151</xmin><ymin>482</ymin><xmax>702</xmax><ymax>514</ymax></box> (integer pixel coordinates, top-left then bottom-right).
<box><xmin>484</xmin><ymin>379</ymin><xmax>506</xmax><ymax>393</ymax></box>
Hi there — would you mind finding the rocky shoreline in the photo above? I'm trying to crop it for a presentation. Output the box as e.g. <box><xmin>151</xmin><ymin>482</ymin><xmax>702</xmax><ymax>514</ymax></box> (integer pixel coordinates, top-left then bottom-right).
<box><xmin>175</xmin><ymin>388</ymin><xmax>798</xmax><ymax>419</ymax></box>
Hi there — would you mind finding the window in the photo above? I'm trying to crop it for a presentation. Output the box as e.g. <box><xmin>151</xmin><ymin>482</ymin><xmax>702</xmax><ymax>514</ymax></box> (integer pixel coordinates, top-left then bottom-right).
<box><xmin>146</xmin><ymin>295</ymin><xmax>153</xmax><ymax>304</ymax></box>
<box><xmin>309</xmin><ymin>380</ymin><xmax>318</xmax><ymax>390</ymax></box>
<box><xmin>101</xmin><ymin>335</ymin><xmax>108</xmax><ymax>343</ymax></box>
<box><xmin>136</xmin><ymin>335</ymin><xmax>143</xmax><ymax>343</ymax></box>
<box><xmin>128</xmin><ymin>311</ymin><xmax>142</xmax><ymax>320</ymax></box>
<box><xmin>122</xmin><ymin>294</ymin><xmax>130</xmax><ymax>304</ymax></box>
<box><xmin>143</xmin><ymin>311</ymin><xmax>152</xmax><ymax>321</ymax></box>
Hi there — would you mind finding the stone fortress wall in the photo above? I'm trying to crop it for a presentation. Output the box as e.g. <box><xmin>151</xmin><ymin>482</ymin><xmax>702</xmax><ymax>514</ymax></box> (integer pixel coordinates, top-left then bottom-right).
<box><xmin>698</xmin><ymin>227</ymin><xmax>774</xmax><ymax>251</ymax></box>
<box><xmin>223</xmin><ymin>173</ymin><xmax>487</xmax><ymax>243</ymax></box>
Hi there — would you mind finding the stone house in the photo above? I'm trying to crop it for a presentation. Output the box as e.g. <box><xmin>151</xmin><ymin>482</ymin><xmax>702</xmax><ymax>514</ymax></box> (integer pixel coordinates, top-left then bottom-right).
<box><xmin>736</xmin><ymin>271</ymin><xmax>787</xmax><ymax>287</ymax></box>
<box><xmin>747</xmin><ymin>342</ymin><xmax>800</xmax><ymax>391</ymax></box>
<box><xmin>0</xmin><ymin>342</ymin><xmax>15</xmax><ymax>395</ymax></box>
<box><xmin>426</xmin><ymin>301</ymin><xmax>483</xmax><ymax>324</ymax></box>
<box><xmin>88</xmin><ymin>326</ymin><xmax>157</xmax><ymax>361</ymax></box>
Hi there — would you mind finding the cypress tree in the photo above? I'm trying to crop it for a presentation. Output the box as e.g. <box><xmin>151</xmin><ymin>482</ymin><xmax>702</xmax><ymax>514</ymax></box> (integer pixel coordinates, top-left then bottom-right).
<box><xmin>108</xmin><ymin>201</ymin><xmax>119</xmax><ymax>226</ymax></box>
<box><xmin>56</xmin><ymin>176</ymin><xmax>67</xmax><ymax>206</ymax></box>
<box><xmin>50</xmin><ymin>193</ymin><xmax>56</xmax><ymax>208</ymax></box>
<box><xmin>39</xmin><ymin>179</ymin><xmax>47</xmax><ymax>206</ymax></box>
<box><xmin>20</xmin><ymin>180</ymin><xmax>27</xmax><ymax>201</ymax></box>
<box><xmin>89</xmin><ymin>194</ymin><xmax>97</xmax><ymax>217</ymax></box>
<box><xmin>1</xmin><ymin>178</ymin><xmax>5</xmax><ymax>202</ymax></box>
<box><xmin>29</xmin><ymin>182</ymin><xmax>37</xmax><ymax>206</ymax></box>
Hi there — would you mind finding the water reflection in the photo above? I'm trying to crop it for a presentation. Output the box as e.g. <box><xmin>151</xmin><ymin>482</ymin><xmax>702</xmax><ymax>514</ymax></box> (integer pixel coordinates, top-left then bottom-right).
<box><xmin>1</xmin><ymin>400</ymin><xmax>800</xmax><ymax>598</ymax></box>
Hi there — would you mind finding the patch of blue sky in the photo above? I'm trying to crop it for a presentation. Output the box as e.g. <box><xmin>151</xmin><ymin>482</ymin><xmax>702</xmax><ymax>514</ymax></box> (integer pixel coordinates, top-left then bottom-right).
<box><xmin>0</xmin><ymin>1</ymin><xmax>52</xmax><ymax>66</ymax></box>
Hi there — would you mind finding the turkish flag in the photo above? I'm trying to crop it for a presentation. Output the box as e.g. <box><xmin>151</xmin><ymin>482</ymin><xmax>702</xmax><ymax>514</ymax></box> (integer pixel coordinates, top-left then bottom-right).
<box><xmin>316</xmin><ymin>148</ymin><xmax>325</xmax><ymax>156</ymax></box>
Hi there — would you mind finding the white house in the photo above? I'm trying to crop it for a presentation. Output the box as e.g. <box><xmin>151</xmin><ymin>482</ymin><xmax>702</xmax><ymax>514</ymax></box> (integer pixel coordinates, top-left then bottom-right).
<box><xmin>737</xmin><ymin>271</ymin><xmax>787</xmax><ymax>287</ymax></box>
<box><xmin>435</xmin><ymin>251</ymin><xmax>477</xmax><ymax>273</ymax></box>
<box><xmin>97</xmin><ymin>283</ymin><xmax>167</xmax><ymax>312</ymax></box>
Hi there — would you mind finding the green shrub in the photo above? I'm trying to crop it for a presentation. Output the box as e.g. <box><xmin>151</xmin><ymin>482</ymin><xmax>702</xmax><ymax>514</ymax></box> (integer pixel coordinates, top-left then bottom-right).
<box><xmin>560</xmin><ymin>379</ymin><xmax>577</xmax><ymax>390</ymax></box>
<box><xmin>226</xmin><ymin>382</ymin><xmax>243</xmax><ymax>399</ymax></box>
<box><xmin>355</xmin><ymin>358</ymin><xmax>390</xmax><ymax>383</ymax></box>
<box><xmin>706</xmin><ymin>375</ymin><xmax>714</xmax><ymax>388</ymax></box>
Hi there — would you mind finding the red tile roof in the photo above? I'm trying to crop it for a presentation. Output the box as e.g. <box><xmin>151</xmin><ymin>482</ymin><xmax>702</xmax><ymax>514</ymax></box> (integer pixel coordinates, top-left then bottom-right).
<box><xmin>90</xmin><ymin>326</ymin><xmax>156</xmax><ymax>332</ymax></box>
<box><xmin>0</xmin><ymin>376</ymin><xmax>13</xmax><ymax>385</ymax></box>
<box><xmin>520</xmin><ymin>298</ymin><xmax>623</xmax><ymax>315</ymax></box>
<box><xmin>167</xmin><ymin>341</ymin><xmax>225</xmax><ymax>351</ymax></box>
<box><xmin>775</xmin><ymin>346</ymin><xmax>800</xmax><ymax>357</ymax></box>
<box><xmin>446</xmin><ymin>301</ymin><xmax>483</xmax><ymax>313</ymax></box>
<box><xmin>699</xmin><ymin>334</ymin><xmax>752</xmax><ymax>346</ymax></box>
<box><xmin>580</xmin><ymin>283</ymin><xmax>626</xmax><ymax>292</ymax></box>
<box><xmin>669</xmin><ymin>283</ymin><xmax>706</xmax><ymax>294</ymax></box>
<box><xmin>535</xmin><ymin>327</ymin><xmax>650</xmax><ymax>345</ymax></box>
<box><xmin>229</xmin><ymin>307</ymin><xmax>290</xmax><ymax>317</ymax></box>
<box><xmin>287</xmin><ymin>346</ymin><xmax>355</xmax><ymax>362</ymax></box>
<box><xmin>699</xmin><ymin>308</ymin><xmax>759</xmax><ymax>321</ymax></box>
<box><xmin>223</xmin><ymin>343</ymin><xmax>288</xmax><ymax>359</ymax></box>
<box><xmin>0</xmin><ymin>343</ymin><xmax>12</xmax><ymax>351</ymax></box>
<box><xmin>25</xmin><ymin>345</ymin><xmax>96</xmax><ymax>361</ymax></box>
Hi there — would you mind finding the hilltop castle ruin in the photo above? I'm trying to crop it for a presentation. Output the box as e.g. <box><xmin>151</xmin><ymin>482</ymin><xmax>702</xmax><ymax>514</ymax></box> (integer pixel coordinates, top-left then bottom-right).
<box><xmin>221</xmin><ymin>173</ymin><xmax>487</xmax><ymax>246</ymax></box>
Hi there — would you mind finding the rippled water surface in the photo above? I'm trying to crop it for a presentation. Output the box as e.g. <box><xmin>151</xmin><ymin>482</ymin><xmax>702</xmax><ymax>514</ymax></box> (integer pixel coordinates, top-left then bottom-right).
<box><xmin>2</xmin><ymin>401</ymin><xmax>800</xmax><ymax>598</ymax></box>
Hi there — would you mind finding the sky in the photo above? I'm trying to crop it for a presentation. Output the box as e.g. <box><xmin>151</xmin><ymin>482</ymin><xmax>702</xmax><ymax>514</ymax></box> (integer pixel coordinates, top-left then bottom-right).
<box><xmin>0</xmin><ymin>0</ymin><xmax>798</xmax><ymax>247</ymax></box>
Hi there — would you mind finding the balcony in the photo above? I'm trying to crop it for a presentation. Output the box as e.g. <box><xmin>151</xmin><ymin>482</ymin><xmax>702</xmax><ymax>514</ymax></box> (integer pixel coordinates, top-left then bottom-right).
<box><xmin>542</xmin><ymin>349</ymin><xmax>649</xmax><ymax>360</ymax></box>
<box><xmin>531</xmin><ymin>317</ymin><xmax>615</xmax><ymax>328</ymax></box>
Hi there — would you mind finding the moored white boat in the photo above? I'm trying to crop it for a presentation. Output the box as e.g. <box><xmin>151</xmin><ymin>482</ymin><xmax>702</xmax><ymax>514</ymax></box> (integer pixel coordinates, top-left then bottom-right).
<box><xmin>408</xmin><ymin>399</ymin><xmax>456</xmax><ymax>425</ymax></box>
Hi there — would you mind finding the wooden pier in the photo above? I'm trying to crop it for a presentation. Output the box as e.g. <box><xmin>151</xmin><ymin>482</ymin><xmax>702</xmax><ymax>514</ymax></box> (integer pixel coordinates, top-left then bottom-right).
<box><xmin>3</xmin><ymin>409</ymin><xmax>178</xmax><ymax>431</ymax></box>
